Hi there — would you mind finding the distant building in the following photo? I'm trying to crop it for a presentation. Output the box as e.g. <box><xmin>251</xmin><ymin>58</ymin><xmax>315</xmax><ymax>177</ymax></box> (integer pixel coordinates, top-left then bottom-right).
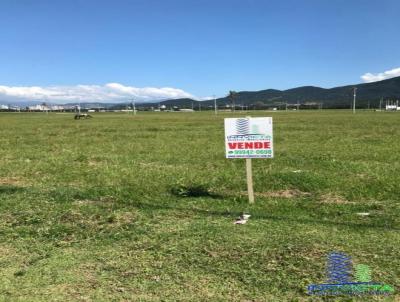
<box><xmin>28</xmin><ymin>104</ymin><xmax>50</xmax><ymax>111</ymax></box>
<box><xmin>386</xmin><ymin>100</ymin><xmax>400</xmax><ymax>111</ymax></box>
<box><xmin>87</xmin><ymin>107</ymin><xmax>105</xmax><ymax>112</ymax></box>
<box><xmin>50</xmin><ymin>105</ymin><xmax>65</xmax><ymax>111</ymax></box>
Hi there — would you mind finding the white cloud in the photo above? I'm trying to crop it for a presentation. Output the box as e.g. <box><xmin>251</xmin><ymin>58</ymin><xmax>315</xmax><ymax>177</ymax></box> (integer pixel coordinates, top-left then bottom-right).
<box><xmin>361</xmin><ymin>67</ymin><xmax>400</xmax><ymax>83</ymax></box>
<box><xmin>200</xmin><ymin>96</ymin><xmax>215</xmax><ymax>101</ymax></box>
<box><xmin>0</xmin><ymin>83</ymin><xmax>195</xmax><ymax>103</ymax></box>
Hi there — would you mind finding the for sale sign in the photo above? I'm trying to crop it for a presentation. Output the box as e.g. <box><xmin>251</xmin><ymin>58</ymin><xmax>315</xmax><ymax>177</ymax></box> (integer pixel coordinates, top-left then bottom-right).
<box><xmin>225</xmin><ymin>117</ymin><xmax>273</xmax><ymax>158</ymax></box>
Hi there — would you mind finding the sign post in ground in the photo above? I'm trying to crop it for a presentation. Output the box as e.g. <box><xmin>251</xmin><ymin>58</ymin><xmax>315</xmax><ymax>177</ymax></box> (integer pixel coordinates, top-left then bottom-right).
<box><xmin>224</xmin><ymin>117</ymin><xmax>273</xmax><ymax>203</ymax></box>
<box><xmin>245</xmin><ymin>158</ymin><xmax>255</xmax><ymax>203</ymax></box>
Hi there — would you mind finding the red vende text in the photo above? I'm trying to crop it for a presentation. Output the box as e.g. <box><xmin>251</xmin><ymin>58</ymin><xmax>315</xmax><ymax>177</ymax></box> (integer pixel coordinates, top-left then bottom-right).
<box><xmin>228</xmin><ymin>142</ymin><xmax>271</xmax><ymax>149</ymax></box>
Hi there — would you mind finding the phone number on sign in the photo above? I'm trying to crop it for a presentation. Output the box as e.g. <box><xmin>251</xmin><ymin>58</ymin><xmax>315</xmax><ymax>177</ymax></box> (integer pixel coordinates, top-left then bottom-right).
<box><xmin>230</xmin><ymin>150</ymin><xmax>272</xmax><ymax>155</ymax></box>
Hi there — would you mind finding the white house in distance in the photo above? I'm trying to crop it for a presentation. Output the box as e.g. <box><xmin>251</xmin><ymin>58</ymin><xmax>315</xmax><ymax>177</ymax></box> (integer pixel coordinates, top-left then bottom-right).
<box><xmin>28</xmin><ymin>104</ymin><xmax>50</xmax><ymax>111</ymax></box>
<box><xmin>385</xmin><ymin>100</ymin><xmax>400</xmax><ymax>111</ymax></box>
<box><xmin>27</xmin><ymin>104</ymin><xmax>66</xmax><ymax>111</ymax></box>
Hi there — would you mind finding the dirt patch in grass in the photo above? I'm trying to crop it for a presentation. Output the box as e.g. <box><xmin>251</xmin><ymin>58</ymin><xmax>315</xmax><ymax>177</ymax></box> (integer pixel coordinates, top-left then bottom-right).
<box><xmin>256</xmin><ymin>189</ymin><xmax>312</xmax><ymax>198</ymax></box>
<box><xmin>59</xmin><ymin>209</ymin><xmax>137</xmax><ymax>233</ymax></box>
<box><xmin>106</xmin><ymin>212</ymin><xmax>137</xmax><ymax>226</ymax></box>
<box><xmin>73</xmin><ymin>196</ymin><xmax>117</xmax><ymax>206</ymax></box>
<box><xmin>0</xmin><ymin>245</ymin><xmax>17</xmax><ymax>260</ymax></box>
<box><xmin>0</xmin><ymin>177</ymin><xmax>27</xmax><ymax>195</ymax></box>
<box><xmin>0</xmin><ymin>177</ymin><xmax>26</xmax><ymax>186</ymax></box>
<box><xmin>88</xmin><ymin>160</ymin><xmax>101</xmax><ymax>167</ymax></box>
<box><xmin>216</xmin><ymin>189</ymin><xmax>311</xmax><ymax>199</ymax></box>
<box><xmin>318</xmin><ymin>193</ymin><xmax>353</xmax><ymax>204</ymax></box>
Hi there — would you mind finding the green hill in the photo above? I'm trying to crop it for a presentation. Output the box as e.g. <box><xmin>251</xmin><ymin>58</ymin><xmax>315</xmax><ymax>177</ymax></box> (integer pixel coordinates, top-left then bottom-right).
<box><xmin>154</xmin><ymin>76</ymin><xmax>400</xmax><ymax>109</ymax></box>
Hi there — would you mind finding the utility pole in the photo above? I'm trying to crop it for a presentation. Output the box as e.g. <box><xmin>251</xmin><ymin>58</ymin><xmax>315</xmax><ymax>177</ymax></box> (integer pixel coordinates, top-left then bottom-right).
<box><xmin>131</xmin><ymin>99</ymin><xmax>136</xmax><ymax>115</ymax></box>
<box><xmin>379</xmin><ymin>97</ymin><xmax>383</xmax><ymax>111</ymax></box>
<box><xmin>214</xmin><ymin>95</ymin><xmax>217</xmax><ymax>115</ymax></box>
<box><xmin>353</xmin><ymin>87</ymin><xmax>357</xmax><ymax>114</ymax></box>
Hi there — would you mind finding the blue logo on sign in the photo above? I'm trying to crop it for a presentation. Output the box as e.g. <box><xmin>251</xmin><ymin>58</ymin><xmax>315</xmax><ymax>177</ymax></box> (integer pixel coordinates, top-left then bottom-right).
<box><xmin>235</xmin><ymin>118</ymin><xmax>250</xmax><ymax>135</ymax></box>
<box><xmin>308</xmin><ymin>252</ymin><xmax>394</xmax><ymax>296</ymax></box>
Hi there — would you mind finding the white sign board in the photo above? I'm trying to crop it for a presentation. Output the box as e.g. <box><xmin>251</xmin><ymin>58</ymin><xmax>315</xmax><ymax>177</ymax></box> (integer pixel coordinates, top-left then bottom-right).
<box><xmin>225</xmin><ymin>117</ymin><xmax>273</xmax><ymax>159</ymax></box>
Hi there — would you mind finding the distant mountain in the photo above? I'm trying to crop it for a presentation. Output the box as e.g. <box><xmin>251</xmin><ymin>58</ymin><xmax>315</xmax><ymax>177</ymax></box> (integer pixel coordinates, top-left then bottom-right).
<box><xmin>147</xmin><ymin>76</ymin><xmax>400</xmax><ymax>109</ymax></box>
<box><xmin>2</xmin><ymin>76</ymin><xmax>400</xmax><ymax>109</ymax></box>
<box><xmin>156</xmin><ymin>98</ymin><xmax>203</xmax><ymax>109</ymax></box>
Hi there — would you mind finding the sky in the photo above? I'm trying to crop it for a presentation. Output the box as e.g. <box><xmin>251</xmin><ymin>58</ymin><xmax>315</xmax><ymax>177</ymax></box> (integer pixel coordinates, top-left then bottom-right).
<box><xmin>0</xmin><ymin>0</ymin><xmax>400</xmax><ymax>103</ymax></box>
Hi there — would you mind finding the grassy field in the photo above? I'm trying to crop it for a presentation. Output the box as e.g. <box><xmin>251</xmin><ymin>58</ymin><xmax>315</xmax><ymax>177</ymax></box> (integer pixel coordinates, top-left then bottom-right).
<box><xmin>0</xmin><ymin>111</ymin><xmax>399</xmax><ymax>301</ymax></box>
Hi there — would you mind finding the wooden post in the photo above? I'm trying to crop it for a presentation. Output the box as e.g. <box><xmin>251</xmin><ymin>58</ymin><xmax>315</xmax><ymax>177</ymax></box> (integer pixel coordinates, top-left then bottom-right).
<box><xmin>245</xmin><ymin>115</ymin><xmax>255</xmax><ymax>204</ymax></box>
<box><xmin>246</xmin><ymin>158</ymin><xmax>255</xmax><ymax>203</ymax></box>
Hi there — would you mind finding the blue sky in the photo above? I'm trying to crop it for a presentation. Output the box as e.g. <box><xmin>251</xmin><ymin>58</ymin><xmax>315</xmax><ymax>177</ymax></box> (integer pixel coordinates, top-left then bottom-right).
<box><xmin>0</xmin><ymin>0</ymin><xmax>399</xmax><ymax>102</ymax></box>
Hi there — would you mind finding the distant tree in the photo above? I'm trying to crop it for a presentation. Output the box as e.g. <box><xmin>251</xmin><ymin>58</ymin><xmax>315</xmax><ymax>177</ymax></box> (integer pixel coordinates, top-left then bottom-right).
<box><xmin>228</xmin><ymin>90</ymin><xmax>237</xmax><ymax>112</ymax></box>
<box><xmin>254</xmin><ymin>101</ymin><xmax>265</xmax><ymax>109</ymax></box>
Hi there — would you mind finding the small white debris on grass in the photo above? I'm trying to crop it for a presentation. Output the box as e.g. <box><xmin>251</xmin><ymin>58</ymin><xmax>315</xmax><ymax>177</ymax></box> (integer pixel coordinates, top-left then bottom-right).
<box><xmin>356</xmin><ymin>212</ymin><xmax>370</xmax><ymax>216</ymax></box>
<box><xmin>234</xmin><ymin>219</ymin><xmax>248</xmax><ymax>225</ymax></box>
<box><xmin>234</xmin><ymin>214</ymin><xmax>251</xmax><ymax>225</ymax></box>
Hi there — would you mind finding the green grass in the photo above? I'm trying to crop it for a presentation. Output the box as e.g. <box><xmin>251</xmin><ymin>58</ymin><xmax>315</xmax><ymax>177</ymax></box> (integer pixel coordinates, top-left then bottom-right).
<box><xmin>0</xmin><ymin>111</ymin><xmax>399</xmax><ymax>301</ymax></box>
